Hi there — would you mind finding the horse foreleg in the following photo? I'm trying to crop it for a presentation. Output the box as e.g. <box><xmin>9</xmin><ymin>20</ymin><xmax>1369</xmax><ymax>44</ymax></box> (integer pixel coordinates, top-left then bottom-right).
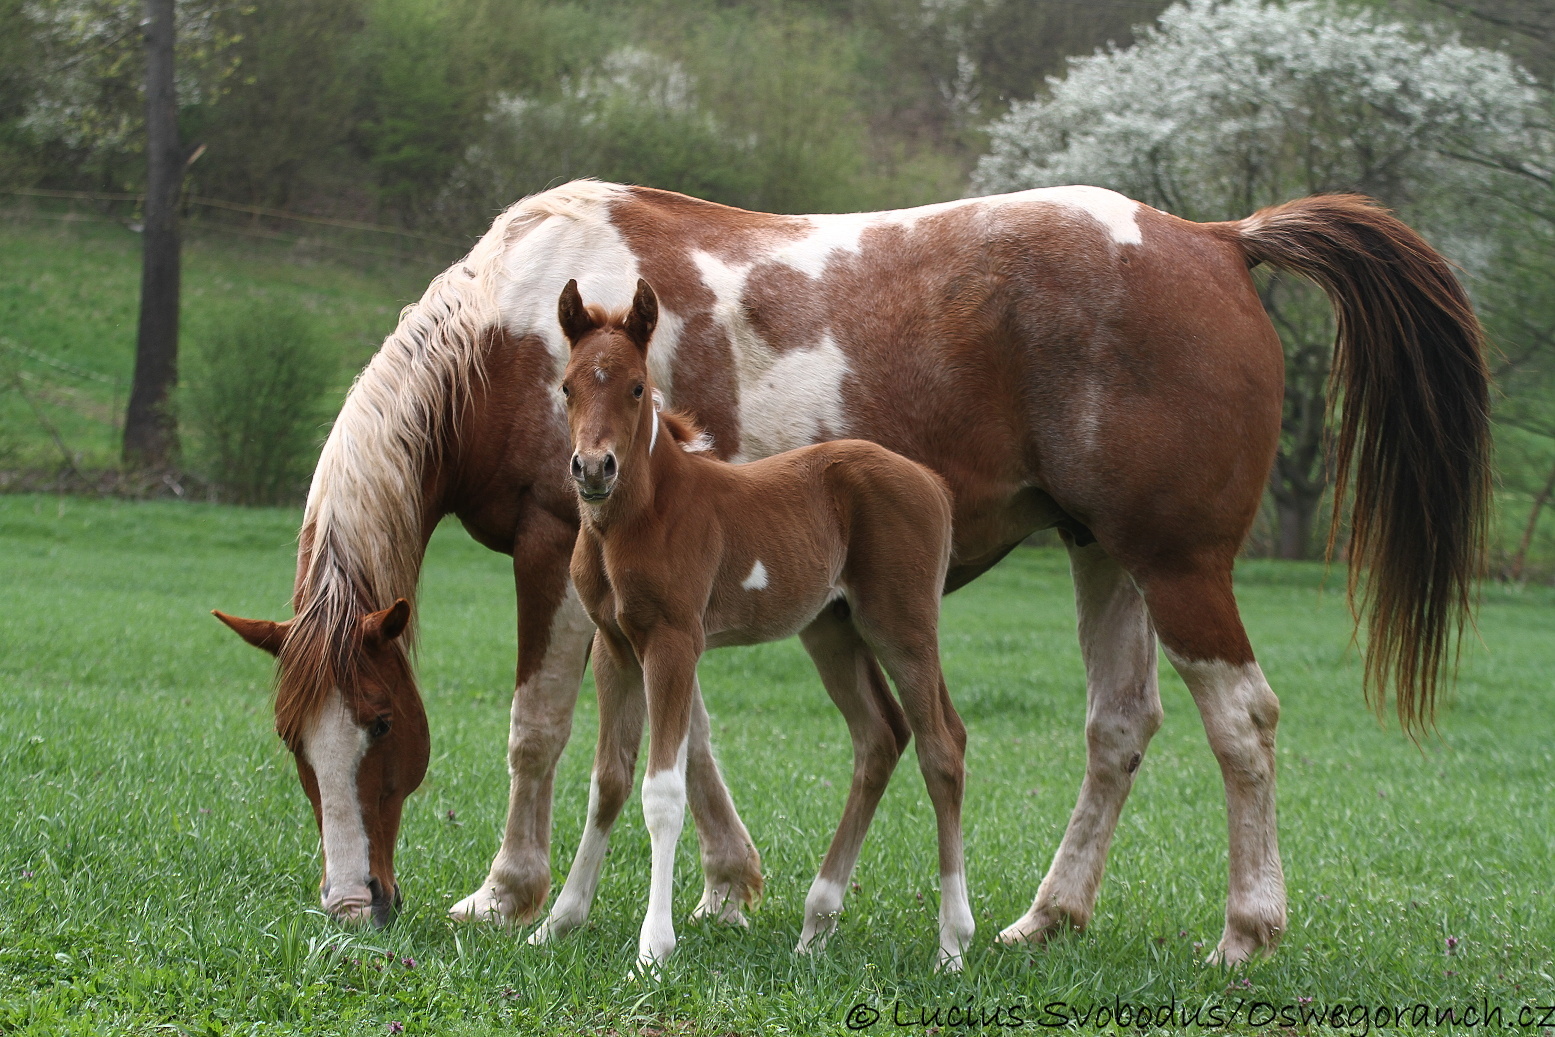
<box><xmin>451</xmin><ymin>540</ymin><xmax>595</xmax><ymax>926</ymax></box>
<box><xmin>684</xmin><ymin>684</ymin><xmax>763</xmax><ymax>926</ymax></box>
<box><xmin>530</xmin><ymin>630</ymin><xmax>645</xmax><ymax>943</ymax></box>
<box><xmin>793</xmin><ymin>608</ymin><xmax>909</xmax><ymax>955</ymax></box>
<box><xmin>1148</xmin><ymin>566</ymin><xmax>1285</xmax><ymax>966</ymax></box>
<box><xmin>999</xmin><ymin>541</ymin><xmax>1162</xmax><ymax>946</ymax></box>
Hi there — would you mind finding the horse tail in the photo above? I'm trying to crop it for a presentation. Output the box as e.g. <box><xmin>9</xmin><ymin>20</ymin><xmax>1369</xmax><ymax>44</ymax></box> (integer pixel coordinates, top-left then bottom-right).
<box><xmin>1225</xmin><ymin>194</ymin><xmax>1492</xmax><ymax>735</ymax></box>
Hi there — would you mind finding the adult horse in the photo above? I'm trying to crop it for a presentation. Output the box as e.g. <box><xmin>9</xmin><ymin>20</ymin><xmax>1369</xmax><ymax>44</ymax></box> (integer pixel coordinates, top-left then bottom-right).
<box><xmin>216</xmin><ymin>180</ymin><xmax>1488</xmax><ymax>965</ymax></box>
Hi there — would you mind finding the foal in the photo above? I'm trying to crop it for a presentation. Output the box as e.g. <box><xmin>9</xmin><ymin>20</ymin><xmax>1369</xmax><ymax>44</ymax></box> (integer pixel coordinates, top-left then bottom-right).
<box><xmin>555</xmin><ymin>277</ymin><xmax>971</xmax><ymax>970</ymax></box>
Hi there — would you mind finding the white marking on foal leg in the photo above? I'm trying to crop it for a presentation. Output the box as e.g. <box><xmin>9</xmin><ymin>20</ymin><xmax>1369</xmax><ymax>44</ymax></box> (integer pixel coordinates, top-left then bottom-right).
<box><xmin>303</xmin><ymin>691</ymin><xmax>372</xmax><ymax>922</ymax></box>
<box><xmin>1000</xmin><ymin>544</ymin><xmax>1161</xmax><ymax>946</ymax></box>
<box><xmin>797</xmin><ymin>877</ymin><xmax>846</xmax><ymax>953</ymax></box>
<box><xmin>938</xmin><ymin>870</ymin><xmax>975</xmax><ymax>971</ymax></box>
<box><xmin>638</xmin><ymin>736</ymin><xmax>689</xmax><ymax>971</ymax></box>
<box><xmin>528</xmin><ymin>773</ymin><xmax>610</xmax><ymax>945</ymax></box>
<box><xmin>1165</xmin><ymin>651</ymin><xmax>1285</xmax><ymax>967</ymax></box>
<box><xmin>741</xmin><ymin>560</ymin><xmax>768</xmax><ymax>591</ymax></box>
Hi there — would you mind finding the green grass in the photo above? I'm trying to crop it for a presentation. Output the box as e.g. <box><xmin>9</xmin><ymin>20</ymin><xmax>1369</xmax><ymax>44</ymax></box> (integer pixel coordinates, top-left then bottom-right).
<box><xmin>0</xmin><ymin>212</ymin><xmax>439</xmax><ymax>470</ymax></box>
<box><xmin>2</xmin><ymin>495</ymin><xmax>1553</xmax><ymax>1034</ymax></box>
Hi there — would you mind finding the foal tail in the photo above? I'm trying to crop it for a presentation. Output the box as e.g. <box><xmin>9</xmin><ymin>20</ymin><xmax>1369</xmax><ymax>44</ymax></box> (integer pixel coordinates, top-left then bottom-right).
<box><xmin>1227</xmin><ymin>195</ymin><xmax>1492</xmax><ymax>735</ymax></box>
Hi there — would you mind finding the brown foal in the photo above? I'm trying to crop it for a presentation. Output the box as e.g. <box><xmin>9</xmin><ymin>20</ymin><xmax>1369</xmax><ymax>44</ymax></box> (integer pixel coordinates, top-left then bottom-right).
<box><xmin>552</xmin><ymin>277</ymin><xmax>970</xmax><ymax>970</ymax></box>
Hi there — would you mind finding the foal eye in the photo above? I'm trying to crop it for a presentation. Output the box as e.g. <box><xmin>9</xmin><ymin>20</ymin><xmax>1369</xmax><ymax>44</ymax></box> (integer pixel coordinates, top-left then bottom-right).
<box><xmin>368</xmin><ymin>717</ymin><xmax>391</xmax><ymax>739</ymax></box>
<box><xmin>561</xmin><ymin>384</ymin><xmax>571</xmax><ymax>398</ymax></box>
<box><xmin>632</xmin><ymin>384</ymin><xmax>644</xmax><ymax>399</ymax></box>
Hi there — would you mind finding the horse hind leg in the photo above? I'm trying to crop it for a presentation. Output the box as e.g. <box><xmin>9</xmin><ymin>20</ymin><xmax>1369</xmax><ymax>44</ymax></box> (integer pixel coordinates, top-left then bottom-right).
<box><xmin>794</xmin><ymin>605</ymin><xmax>912</xmax><ymax>955</ymax></box>
<box><xmin>999</xmin><ymin>540</ymin><xmax>1163</xmax><ymax>946</ymax></box>
<box><xmin>1143</xmin><ymin>562</ymin><xmax>1285</xmax><ymax>966</ymax></box>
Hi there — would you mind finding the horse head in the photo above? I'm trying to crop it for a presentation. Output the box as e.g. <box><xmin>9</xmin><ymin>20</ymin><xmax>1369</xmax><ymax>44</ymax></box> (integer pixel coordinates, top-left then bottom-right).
<box><xmin>214</xmin><ymin>598</ymin><xmax>429</xmax><ymax>927</ymax></box>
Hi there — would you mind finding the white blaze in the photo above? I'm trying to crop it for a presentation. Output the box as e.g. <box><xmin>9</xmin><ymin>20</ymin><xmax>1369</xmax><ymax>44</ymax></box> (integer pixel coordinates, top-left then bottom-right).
<box><xmin>302</xmin><ymin>690</ymin><xmax>372</xmax><ymax>915</ymax></box>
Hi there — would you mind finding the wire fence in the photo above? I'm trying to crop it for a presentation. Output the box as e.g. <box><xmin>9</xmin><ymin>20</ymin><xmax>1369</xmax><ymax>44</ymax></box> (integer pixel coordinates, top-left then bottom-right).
<box><xmin>0</xmin><ymin>186</ymin><xmax>468</xmax><ymax>264</ymax></box>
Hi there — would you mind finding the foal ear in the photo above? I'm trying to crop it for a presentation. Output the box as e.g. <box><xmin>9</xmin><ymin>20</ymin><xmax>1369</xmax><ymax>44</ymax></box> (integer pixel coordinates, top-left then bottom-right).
<box><xmin>361</xmin><ymin>598</ymin><xmax>411</xmax><ymax>647</ymax></box>
<box><xmin>557</xmin><ymin>279</ymin><xmax>595</xmax><ymax>346</ymax></box>
<box><xmin>624</xmin><ymin>278</ymin><xmax>658</xmax><ymax>352</ymax></box>
<box><xmin>213</xmin><ymin>610</ymin><xmax>291</xmax><ymax>657</ymax></box>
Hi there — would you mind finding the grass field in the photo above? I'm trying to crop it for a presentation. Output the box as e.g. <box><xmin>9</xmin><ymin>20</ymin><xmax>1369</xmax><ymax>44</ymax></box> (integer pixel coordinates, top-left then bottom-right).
<box><xmin>2</xmin><ymin>494</ymin><xmax>1553</xmax><ymax>1034</ymax></box>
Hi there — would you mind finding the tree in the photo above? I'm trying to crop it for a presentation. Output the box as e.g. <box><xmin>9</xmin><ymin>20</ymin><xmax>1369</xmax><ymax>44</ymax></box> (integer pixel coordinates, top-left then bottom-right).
<box><xmin>973</xmin><ymin>0</ymin><xmax>1549</xmax><ymax>558</ymax></box>
<box><xmin>122</xmin><ymin>0</ymin><xmax>181</xmax><ymax>470</ymax></box>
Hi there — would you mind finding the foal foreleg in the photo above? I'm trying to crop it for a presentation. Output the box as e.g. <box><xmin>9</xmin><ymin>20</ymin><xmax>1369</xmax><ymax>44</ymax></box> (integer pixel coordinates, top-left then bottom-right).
<box><xmin>1000</xmin><ymin>541</ymin><xmax>1162</xmax><ymax>946</ymax></box>
<box><xmin>637</xmin><ymin>630</ymin><xmax>701</xmax><ymax>970</ymax></box>
<box><xmin>529</xmin><ymin>631</ymin><xmax>645</xmax><ymax>944</ymax></box>
<box><xmin>794</xmin><ymin>610</ymin><xmax>910</xmax><ymax>954</ymax></box>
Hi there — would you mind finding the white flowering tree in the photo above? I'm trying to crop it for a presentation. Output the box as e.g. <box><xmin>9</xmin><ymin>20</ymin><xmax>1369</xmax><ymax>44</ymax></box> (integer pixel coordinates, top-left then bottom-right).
<box><xmin>973</xmin><ymin>0</ymin><xmax>1552</xmax><ymax>558</ymax></box>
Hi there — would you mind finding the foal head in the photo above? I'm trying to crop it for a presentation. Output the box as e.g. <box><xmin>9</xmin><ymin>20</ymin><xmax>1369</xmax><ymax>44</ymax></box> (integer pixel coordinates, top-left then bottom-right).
<box><xmin>557</xmin><ymin>277</ymin><xmax>659</xmax><ymax>506</ymax></box>
<box><xmin>213</xmin><ymin>598</ymin><xmax>430</xmax><ymax>926</ymax></box>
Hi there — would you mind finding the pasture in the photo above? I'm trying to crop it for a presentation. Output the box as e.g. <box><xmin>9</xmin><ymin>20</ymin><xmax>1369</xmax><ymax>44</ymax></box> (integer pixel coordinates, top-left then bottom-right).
<box><xmin>2</xmin><ymin>494</ymin><xmax>1553</xmax><ymax>1034</ymax></box>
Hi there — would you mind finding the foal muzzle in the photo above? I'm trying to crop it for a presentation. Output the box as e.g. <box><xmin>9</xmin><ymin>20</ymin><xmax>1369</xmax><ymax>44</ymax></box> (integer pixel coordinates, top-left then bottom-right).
<box><xmin>571</xmin><ymin>450</ymin><xmax>617</xmax><ymax>501</ymax></box>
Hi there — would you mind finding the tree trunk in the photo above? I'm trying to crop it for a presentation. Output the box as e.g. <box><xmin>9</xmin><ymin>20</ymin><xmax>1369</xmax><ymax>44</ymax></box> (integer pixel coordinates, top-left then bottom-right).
<box><xmin>123</xmin><ymin>0</ymin><xmax>181</xmax><ymax>471</ymax></box>
<box><xmin>1274</xmin><ymin>490</ymin><xmax>1319</xmax><ymax>560</ymax></box>
<box><xmin>1510</xmin><ymin>453</ymin><xmax>1555</xmax><ymax>581</ymax></box>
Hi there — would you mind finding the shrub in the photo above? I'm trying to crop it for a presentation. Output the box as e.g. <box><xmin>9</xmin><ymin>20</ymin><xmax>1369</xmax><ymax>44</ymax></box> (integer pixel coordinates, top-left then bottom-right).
<box><xmin>182</xmin><ymin>300</ymin><xmax>334</xmax><ymax>505</ymax></box>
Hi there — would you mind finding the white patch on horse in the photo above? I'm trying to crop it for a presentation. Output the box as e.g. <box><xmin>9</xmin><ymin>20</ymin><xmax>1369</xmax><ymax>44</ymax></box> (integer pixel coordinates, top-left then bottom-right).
<box><xmin>798</xmin><ymin>876</ymin><xmax>846</xmax><ymax>951</ymax></box>
<box><xmin>773</xmin><ymin>198</ymin><xmax>985</xmax><ymax>279</ymax></box>
<box><xmin>692</xmin><ymin>249</ymin><xmax>850</xmax><ymax>457</ymax></box>
<box><xmin>487</xmin><ymin>183</ymin><xmax>649</xmax><ymax>374</ymax></box>
<box><xmin>303</xmin><ymin>690</ymin><xmax>373</xmax><ymax>920</ymax></box>
<box><xmin>741</xmin><ymin>560</ymin><xmax>768</xmax><ymax>591</ymax></box>
<box><xmin>594</xmin><ymin>367</ymin><xmax>608</xmax><ymax>383</ymax></box>
<box><xmin>975</xmin><ymin>185</ymin><xmax>1142</xmax><ymax>246</ymax></box>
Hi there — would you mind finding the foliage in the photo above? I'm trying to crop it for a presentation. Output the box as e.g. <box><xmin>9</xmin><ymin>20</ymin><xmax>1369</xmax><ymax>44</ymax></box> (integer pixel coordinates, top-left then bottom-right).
<box><xmin>181</xmin><ymin>299</ymin><xmax>335</xmax><ymax>504</ymax></box>
<box><xmin>972</xmin><ymin>0</ymin><xmax>1552</xmax><ymax>558</ymax></box>
<box><xmin>3</xmin><ymin>497</ymin><xmax>1555</xmax><ymax>1030</ymax></box>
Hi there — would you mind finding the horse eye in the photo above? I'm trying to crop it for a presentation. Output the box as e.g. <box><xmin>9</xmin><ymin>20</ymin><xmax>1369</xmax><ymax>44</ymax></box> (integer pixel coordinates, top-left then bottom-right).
<box><xmin>561</xmin><ymin>384</ymin><xmax>571</xmax><ymax>398</ymax></box>
<box><xmin>632</xmin><ymin>384</ymin><xmax>644</xmax><ymax>399</ymax></box>
<box><xmin>368</xmin><ymin>717</ymin><xmax>391</xmax><ymax>739</ymax></box>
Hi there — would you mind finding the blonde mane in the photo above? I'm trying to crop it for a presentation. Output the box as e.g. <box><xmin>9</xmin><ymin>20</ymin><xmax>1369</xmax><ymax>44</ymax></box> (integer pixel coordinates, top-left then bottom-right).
<box><xmin>276</xmin><ymin>180</ymin><xmax>623</xmax><ymax>743</ymax></box>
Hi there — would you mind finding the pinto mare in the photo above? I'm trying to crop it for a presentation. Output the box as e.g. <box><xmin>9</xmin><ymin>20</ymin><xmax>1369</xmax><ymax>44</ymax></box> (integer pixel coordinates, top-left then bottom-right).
<box><xmin>214</xmin><ymin>181</ymin><xmax>1489</xmax><ymax>964</ymax></box>
<box><xmin>553</xmin><ymin>277</ymin><xmax>967</xmax><ymax>969</ymax></box>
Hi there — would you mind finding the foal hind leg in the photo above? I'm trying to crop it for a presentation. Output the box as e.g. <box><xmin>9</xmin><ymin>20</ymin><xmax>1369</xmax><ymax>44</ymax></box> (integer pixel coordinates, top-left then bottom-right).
<box><xmin>686</xmin><ymin>689</ymin><xmax>763</xmax><ymax>926</ymax></box>
<box><xmin>528</xmin><ymin>629</ymin><xmax>645</xmax><ymax>944</ymax></box>
<box><xmin>794</xmin><ymin>605</ymin><xmax>911</xmax><ymax>954</ymax></box>
<box><xmin>1000</xmin><ymin>540</ymin><xmax>1162</xmax><ymax>945</ymax></box>
<box><xmin>1144</xmin><ymin>563</ymin><xmax>1285</xmax><ymax>966</ymax></box>
<box><xmin>854</xmin><ymin>596</ymin><xmax>973</xmax><ymax>970</ymax></box>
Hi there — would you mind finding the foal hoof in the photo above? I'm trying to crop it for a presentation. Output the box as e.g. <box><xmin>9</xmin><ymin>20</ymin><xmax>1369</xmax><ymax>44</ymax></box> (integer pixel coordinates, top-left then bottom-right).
<box><xmin>689</xmin><ymin>887</ymin><xmax>749</xmax><ymax>928</ymax></box>
<box><xmin>995</xmin><ymin>907</ymin><xmax>1074</xmax><ymax>946</ymax></box>
<box><xmin>449</xmin><ymin>883</ymin><xmax>527</xmax><ymax>925</ymax></box>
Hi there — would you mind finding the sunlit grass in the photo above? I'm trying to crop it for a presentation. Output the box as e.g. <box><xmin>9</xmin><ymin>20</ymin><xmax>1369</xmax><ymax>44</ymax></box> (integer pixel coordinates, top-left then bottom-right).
<box><xmin>1</xmin><ymin>494</ymin><xmax>1552</xmax><ymax>1034</ymax></box>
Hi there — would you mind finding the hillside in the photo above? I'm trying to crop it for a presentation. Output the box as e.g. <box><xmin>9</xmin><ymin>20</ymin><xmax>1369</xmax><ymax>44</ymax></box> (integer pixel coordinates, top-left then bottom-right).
<box><xmin>0</xmin><ymin>211</ymin><xmax>444</xmax><ymax>472</ymax></box>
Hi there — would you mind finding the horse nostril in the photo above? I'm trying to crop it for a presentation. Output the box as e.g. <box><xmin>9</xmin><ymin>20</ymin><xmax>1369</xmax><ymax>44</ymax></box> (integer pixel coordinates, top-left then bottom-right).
<box><xmin>603</xmin><ymin>453</ymin><xmax>617</xmax><ymax>479</ymax></box>
<box><xmin>570</xmin><ymin>453</ymin><xmax>584</xmax><ymax>480</ymax></box>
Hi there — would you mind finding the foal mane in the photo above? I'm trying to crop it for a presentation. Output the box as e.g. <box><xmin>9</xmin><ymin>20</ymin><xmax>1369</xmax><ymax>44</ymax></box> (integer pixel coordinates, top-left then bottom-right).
<box><xmin>276</xmin><ymin>180</ymin><xmax>625</xmax><ymax>745</ymax></box>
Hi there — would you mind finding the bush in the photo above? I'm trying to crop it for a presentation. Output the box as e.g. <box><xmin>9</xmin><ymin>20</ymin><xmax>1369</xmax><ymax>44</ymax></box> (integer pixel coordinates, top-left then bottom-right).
<box><xmin>182</xmin><ymin>300</ymin><xmax>334</xmax><ymax>505</ymax></box>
